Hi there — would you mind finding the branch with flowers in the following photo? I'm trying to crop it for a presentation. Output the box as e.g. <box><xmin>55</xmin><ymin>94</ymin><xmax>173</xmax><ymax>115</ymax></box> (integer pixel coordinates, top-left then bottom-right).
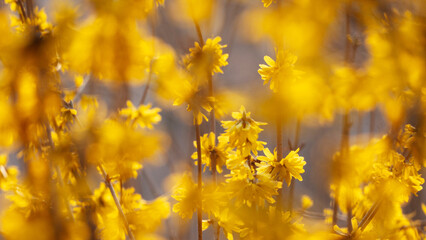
<box><xmin>0</xmin><ymin>0</ymin><xmax>424</xmax><ymax>240</ymax></box>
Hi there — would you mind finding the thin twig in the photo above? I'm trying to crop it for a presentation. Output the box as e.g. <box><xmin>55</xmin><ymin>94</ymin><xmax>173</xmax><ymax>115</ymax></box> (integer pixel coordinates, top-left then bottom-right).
<box><xmin>194</xmin><ymin>18</ymin><xmax>220</xmax><ymax>240</ymax></box>
<box><xmin>276</xmin><ymin>117</ymin><xmax>283</xmax><ymax>211</ymax></box>
<box><xmin>194</xmin><ymin>21</ymin><xmax>204</xmax><ymax>46</ymax></box>
<box><xmin>46</xmin><ymin>125</ymin><xmax>75</xmax><ymax>221</ymax></box>
<box><xmin>359</xmin><ymin>199</ymin><xmax>382</xmax><ymax>231</ymax></box>
<box><xmin>72</xmin><ymin>74</ymin><xmax>92</xmax><ymax>104</ymax></box>
<box><xmin>288</xmin><ymin>119</ymin><xmax>301</xmax><ymax>214</ymax></box>
<box><xmin>99</xmin><ymin>165</ymin><xmax>136</xmax><ymax>240</ymax></box>
<box><xmin>194</xmin><ymin>117</ymin><xmax>203</xmax><ymax>240</ymax></box>
<box><xmin>369</xmin><ymin>111</ymin><xmax>375</xmax><ymax>140</ymax></box>
<box><xmin>139</xmin><ymin>60</ymin><xmax>154</xmax><ymax>105</ymax></box>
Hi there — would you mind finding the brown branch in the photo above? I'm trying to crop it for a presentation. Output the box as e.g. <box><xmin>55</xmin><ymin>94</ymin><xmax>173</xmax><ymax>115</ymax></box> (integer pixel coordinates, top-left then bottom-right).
<box><xmin>99</xmin><ymin>165</ymin><xmax>136</xmax><ymax>240</ymax></box>
<box><xmin>194</xmin><ymin>117</ymin><xmax>203</xmax><ymax>240</ymax></box>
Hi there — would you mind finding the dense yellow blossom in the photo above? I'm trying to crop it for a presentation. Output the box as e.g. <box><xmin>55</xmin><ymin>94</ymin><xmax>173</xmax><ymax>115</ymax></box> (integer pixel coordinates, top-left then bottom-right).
<box><xmin>0</xmin><ymin>0</ymin><xmax>424</xmax><ymax>239</ymax></box>
<box><xmin>191</xmin><ymin>132</ymin><xmax>228</xmax><ymax>173</ymax></box>
<box><xmin>226</xmin><ymin>172</ymin><xmax>282</xmax><ymax>208</ymax></box>
<box><xmin>221</xmin><ymin>106</ymin><xmax>266</xmax><ymax>156</ymax></box>
<box><xmin>258</xmin><ymin>148</ymin><xmax>306</xmax><ymax>186</ymax></box>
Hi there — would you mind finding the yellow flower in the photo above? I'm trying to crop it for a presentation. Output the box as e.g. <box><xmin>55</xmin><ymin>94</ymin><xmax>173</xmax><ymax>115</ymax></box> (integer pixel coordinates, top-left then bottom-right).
<box><xmin>262</xmin><ymin>0</ymin><xmax>276</xmax><ymax>7</ymax></box>
<box><xmin>191</xmin><ymin>132</ymin><xmax>228</xmax><ymax>173</ymax></box>
<box><xmin>221</xmin><ymin>106</ymin><xmax>266</xmax><ymax>156</ymax></box>
<box><xmin>119</xmin><ymin>101</ymin><xmax>162</xmax><ymax>129</ymax></box>
<box><xmin>258</xmin><ymin>148</ymin><xmax>306</xmax><ymax>186</ymax></box>
<box><xmin>226</xmin><ymin>172</ymin><xmax>282</xmax><ymax>208</ymax></box>
<box><xmin>184</xmin><ymin>36</ymin><xmax>229</xmax><ymax>78</ymax></box>
<box><xmin>171</xmin><ymin>172</ymin><xmax>200</xmax><ymax>219</ymax></box>
<box><xmin>258</xmin><ymin>50</ymin><xmax>302</xmax><ymax>92</ymax></box>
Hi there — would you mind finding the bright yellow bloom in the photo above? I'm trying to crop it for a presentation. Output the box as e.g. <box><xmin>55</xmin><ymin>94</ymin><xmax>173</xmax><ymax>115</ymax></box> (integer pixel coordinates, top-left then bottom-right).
<box><xmin>258</xmin><ymin>148</ymin><xmax>306</xmax><ymax>186</ymax></box>
<box><xmin>258</xmin><ymin>50</ymin><xmax>302</xmax><ymax>92</ymax></box>
<box><xmin>191</xmin><ymin>132</ymin><xmax>228</xmax><ymax>173</ymax></box>
<box><xmin>215</xmin><ymin>208</ymin><xmax>243</xmax><ymax>240</ymax></box>
<box><xmin>221</xmin><ymin>106</ymin><xmax>266</xmax><ymax>156</ymax></box>
<box><xmin>226</xmin><ymin>172</ymin><xmax>282</xmax><ymax>208</ymax></box>
<box><xmin>119</xmin><ymin>101</ymin><xmax>161</xmax><ymax>129</ymax></box>
<box><xmin>184</xmin><ymin>36</ymin><xmax>229</xmax><ymax>78</ymax></box>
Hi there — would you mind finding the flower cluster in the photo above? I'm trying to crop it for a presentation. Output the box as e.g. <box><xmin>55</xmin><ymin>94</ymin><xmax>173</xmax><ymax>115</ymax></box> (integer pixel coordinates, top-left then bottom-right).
<box><xmin>0</xmin><ymin>0</ymin><xmax>424</xmax><ymax>240</ymax></box>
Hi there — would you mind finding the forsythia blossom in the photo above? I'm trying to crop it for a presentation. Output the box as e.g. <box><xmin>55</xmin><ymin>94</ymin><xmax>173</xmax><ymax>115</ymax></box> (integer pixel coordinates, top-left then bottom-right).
<box><xmin>221</xmin><ymin>106</ymin><xmax>266</xmax><ymax>156</ymax></box>
<box><xmin>258</xmin><ymin>148</ymin><xmax>306</xmax><ymax>186</ymax></box>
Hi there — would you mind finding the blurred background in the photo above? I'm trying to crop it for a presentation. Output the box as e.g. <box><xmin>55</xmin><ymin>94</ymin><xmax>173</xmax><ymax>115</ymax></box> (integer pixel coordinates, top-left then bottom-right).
<box><xmin>0</xmin><ymin>0</ymin><xmax>425</xmax><ymax>239</ymax></box>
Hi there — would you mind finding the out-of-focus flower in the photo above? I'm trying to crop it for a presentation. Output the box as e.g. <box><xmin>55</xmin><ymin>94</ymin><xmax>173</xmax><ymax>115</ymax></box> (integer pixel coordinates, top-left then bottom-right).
<box><xmin>171</xmin><ymin>172</ymin><xmax>200</xmax><ymax>219</ymax></box>
<box><xmin>258</xmin><ymin>50</ymin><xmax>303</xmax><ymax>93</ymax></box>
<box><xmin>119</xmin><ymin>101</ymin><xmax>161</xmax><ymax>129</ymax></box>
<box><xmin>184</xmin><ymin>37</ymin><xmax>229</xmax><ymax>78</ymax></box>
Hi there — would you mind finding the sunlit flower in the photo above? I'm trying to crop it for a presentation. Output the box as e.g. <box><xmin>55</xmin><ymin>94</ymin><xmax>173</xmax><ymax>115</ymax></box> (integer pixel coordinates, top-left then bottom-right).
<box><xmin>258</xmin><ymin>148</ymin><xmax>306</xmax><ymax>186</ymax></box>
<box><xmin>221</xmin><ymin>106</ymin><xmax>266</xmax><ymax>156</ymax></box>
<box><xmin>191</xmin><ymin>132</ymin><xmax>228</xmax><ymax>173</ymax></box>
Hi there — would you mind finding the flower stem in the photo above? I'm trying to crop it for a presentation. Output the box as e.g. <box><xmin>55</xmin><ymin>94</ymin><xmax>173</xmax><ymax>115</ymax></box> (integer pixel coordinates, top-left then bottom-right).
<box><xmin>276</xmin><ymin>117</ymin><xmax>283</xmax><ymax>210</ymax></box>
<box><xmin>194</xmin><ymin>22</ymin><xmax>205</xmax><ymax>46</ymax></box>
<box><xmin>359</xmin><ymin>199</ymin><xmax>382</xmax><ymax>231</ymax></box>
<box><xmin>288</xmin><ymin>118</ymin><xmax>301</xmax><ymax>213</ymax></box>
<box><xmin>194</xmin><ymin>19</ymin><xmax>220</xmax><ymax>240</ymax></box>
<box><xmin>139</xmin><ymin>60</ymin><xmax>154</xmax><ymax>106</ymax></box>
<box><xmin>99</xmin><ymin>165</ymin><xmax>136</xmax><ymax>240</ymax></box>
<box><xmin>194</xmin><ymin>117</ymin><xmax>203</xmax><ymax>240</ymax></box>
<box><xmin>369</xmin><ymin>111</ymin><xmax>375</xmax><ymax>140</ymax></box>
<box><xmin>332</xmin><ymin>111</ymin><xmax>351</xmax><ymax>227</ymax></box>
<box><xmin>333</xmin><ymin>2</ymin><xmax>353</xmax><ymax>228</ymax></box>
